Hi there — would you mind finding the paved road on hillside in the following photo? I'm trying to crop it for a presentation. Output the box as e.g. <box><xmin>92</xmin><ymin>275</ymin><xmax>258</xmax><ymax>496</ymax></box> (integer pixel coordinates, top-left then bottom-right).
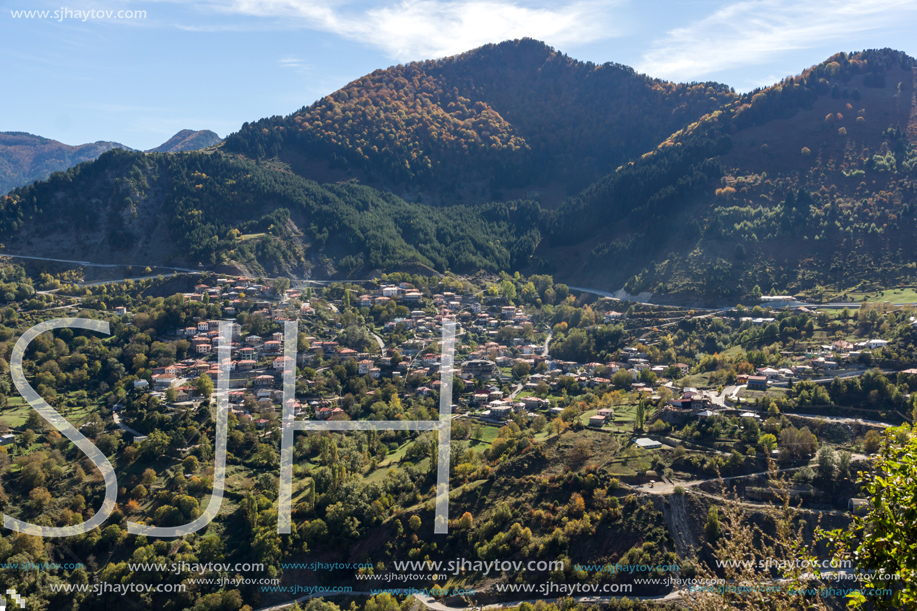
<box><xmin>709</xmin><ymin>385</ymin><xmax>742</xmax><ymax>408</ymax></box>
<box><xmin>636</xmin><ymin>466</ymin><xmax>855</xmax><ymax>517</ymax></box>
<box><xmin>568</xmin><ymin>285</ymin><xmax>723</xmax><ymax>311</ymax></box>
<box><xmin>298</xmin><ymin>279</ymin><xmax>375</xmax><ymax>286</ymax></box>
<box><xmin>637</xmin><ymin>465</ymin><xmax>808</xmax><ymax>497</ymax></box>
<box><xmin>786</xmin><ymin>412</ymin><xmax>891</xmax><ymax>428</ymax></box>
<box><xmin>687</xmin><ymin>487</ymin><xmax>850</xmax><ymax>516</ymax></box>
<box><xmin>807</xmin><ymin>370</ymin><xmax>893</xmax><ymax>384</ymax></box>
<box><xmin>567</xmin><ymin>286</ymin><xmax>620</xmax><ymax>299</ymax></box>
<box><xmin>113</xmin><ymin>412</ymin><xmax>143</xmax><ymax>438</ymax></box>
<box><xmin>731</xmin><ymin>405</ymin><xmax>892</xmax><ymax>429</ymax></box>
<box><xmin>413</xmin><ymin>591</ymin><xmax>683</xmax><ymax>610</ymax></box>
<box><xmin>1</xmin><ymin>252</ymin><xmax>199</xmax><ymax>273</ymax></box>
<box><xmin>255</xmin><ymin>588</ymin><xmax>682</xmax><ymax>611</ymax></box>
<box><xmin>79</xmin><ymin>271</ymin><xmax>199</xmax><ymax>286</ymax></box>
<box><xmin>509</xmin><ymin>382</ymin><xmax>524</xmax><ymax>399</ymax></box>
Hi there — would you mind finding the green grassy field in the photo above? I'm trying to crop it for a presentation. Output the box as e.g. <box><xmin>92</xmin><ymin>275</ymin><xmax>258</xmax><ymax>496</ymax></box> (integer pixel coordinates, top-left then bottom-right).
<box><xmin>847</xmin><ymin>287</ymin><xmax>917</xmax><ymax>303</ymax></box>
<box><xmin>0</xmin><ymin>392</ymin><xmax>101</xmax><ymax>429</ymax></box>
<box><xmin>0</xmin><ymin>396</ymin><xmax>30</xmax><ymax>427</ymax></box>
<box><xmin>585</xmin><ymin>402</ymin><xmax>645</xmax><ymax>432</ymax></box>
<box><xmin>365</xmin><ymin>435</ymin><xmax>463</xmax><ymax>483</ymax></box>
<box><xmin>470</xmin><ymin>424</ymin><xmax>501</xmax><ymax>444</ymax></box>
<box><xmin>531</xmin><ymin>429</ymin><xmax>553</xmax><ymax>441</ymax></box>
<box><xmin>378</xmin><ymin>440</ymin><xmax>412</xmax><ymax>467</ymax></box>
<box><xmin>517</xmin><ymin>389</ymin><xmax>563</xmax><ymax>403</ymax></box>
<box><xmin>58</xmin><ymin>402</ymin><xmax>98</xmax><ymax>426</ymax></box>
<box><xmin>737</xmin><ymin>387</ymin><xmax>788</xmax><ymax>401</ymax></box>
<box><xmin>679</xmin><ymin>373</ymin><xmax>718</xmax><ymax>389</ymax></box>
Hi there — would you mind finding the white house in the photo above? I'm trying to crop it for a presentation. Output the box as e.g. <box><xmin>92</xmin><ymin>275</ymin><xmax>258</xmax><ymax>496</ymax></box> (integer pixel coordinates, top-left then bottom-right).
<box><xmin>152</xmin><ymin>374</ymin><xmax>176</xmax><ymax>390</ymax></box>
<box><xmin>273</xmin><ymin>356</ymin><xmax>294</xmax><ymax>371</ymax></box>
<box><xmin>760</xmin><ymin>295</ymin><xmax>800</xmax><ymax>307</ymax></box>
<box><xmin>603</xmin><ymin>311</ymin><xmax>624</xmax><ymax>323</ymax></box>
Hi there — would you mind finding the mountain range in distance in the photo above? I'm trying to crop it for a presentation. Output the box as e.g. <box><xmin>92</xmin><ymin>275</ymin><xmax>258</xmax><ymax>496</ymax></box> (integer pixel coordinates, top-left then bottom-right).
<box><xmin>1</xmin><ymin>39</ymin><xmax>916</xmax><ymax>306</ymax></box>
<box><xmin>0</xmin><ymin>129</ymin><xmax>221</xmax><ymax>194</ymax></box>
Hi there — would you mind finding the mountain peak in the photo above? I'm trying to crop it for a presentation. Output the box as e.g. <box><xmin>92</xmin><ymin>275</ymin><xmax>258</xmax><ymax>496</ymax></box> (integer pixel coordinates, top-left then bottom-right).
<box><xmin>147</xmin><ymin>129</ymin><xmax>222</xmax><ymax>153</ymax></box>
<box><xmin>223</xmin><ymin>41</ymin><xmax>735</xmax><ymax>200</ymax></box>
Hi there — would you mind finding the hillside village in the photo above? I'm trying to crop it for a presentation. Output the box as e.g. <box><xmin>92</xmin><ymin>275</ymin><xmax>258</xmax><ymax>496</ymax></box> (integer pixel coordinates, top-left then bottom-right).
<box><xmin>2</xmin><ymin>265</ymin><xmax>917</xmax><ymax>611</ymax></box>
<box><xmin>96</xmin><ymin>273</ymin><xmax>913</xmax><ymax>453</ymax></box>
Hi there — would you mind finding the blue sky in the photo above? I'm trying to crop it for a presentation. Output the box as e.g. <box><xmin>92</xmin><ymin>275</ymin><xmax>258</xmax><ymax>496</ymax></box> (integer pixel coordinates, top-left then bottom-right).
<box><xmin>3</xmin><ymin>0</ymin><xmax>916</xmax><ymax>150</ymax></box>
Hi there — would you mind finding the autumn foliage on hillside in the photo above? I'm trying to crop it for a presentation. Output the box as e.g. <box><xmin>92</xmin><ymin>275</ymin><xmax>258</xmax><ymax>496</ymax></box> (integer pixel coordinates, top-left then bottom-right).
<box><xmin>548</xmin><ymin>48</ymin><xmax>916</xmax><ymax>244</ymax></box>
<box><xmin>540</xmin><ymin>49</ymin><xmax>917</xmax><ymax>303</ymax></box>
<box><xmin>2</xmin><ymin>46</ymin><xmax>915</xmax><ymax>304</ymax></box>
<box><xmin>224</xmin><ymin>39</ymin><xmax>735</xmax><ymax>189</ymax></box>
<box><xmin>659</xmin><ymin>48</ymin><xmax>914</xmax><ymax>148</ymax></box>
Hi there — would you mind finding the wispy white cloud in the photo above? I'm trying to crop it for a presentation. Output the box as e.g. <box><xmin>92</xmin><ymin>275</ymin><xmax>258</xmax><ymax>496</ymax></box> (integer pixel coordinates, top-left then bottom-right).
<box><xmin>278</xmin><ymin>56</ymin><xmax>313</xmax><ymax>73</ymax></box>
<box><xmin>166</xmin><ymin>0</ymin><xmax>618</xmax><ymax>60</ymax></box>
<box><xmin>638</xmin><ymin>0</ymin><xmax>917</xmax><ymax>82</ymax></box>
<box><xmin>353</xmin><ymin>1</ymin><xmax>612</xmax><ymax>60</ymax></box>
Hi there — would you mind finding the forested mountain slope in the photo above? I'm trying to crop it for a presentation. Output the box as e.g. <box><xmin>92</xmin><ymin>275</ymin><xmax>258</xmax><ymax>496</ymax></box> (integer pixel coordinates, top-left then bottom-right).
<box><xmin>223</xmin><ymin>39</ymin><xmax>735</xmax><ymax>202</ymax></box>
<box><xmin>535</xmin><ymin>48</ymin><xmax>917</xmax><ymax>304</ymax></box>
<box><xmin>0</xmin><ymin>132</ymin><xmax>130</xmax><ymax>195</ymax></box>
<box><xmin>1</xmin><ymin>129</ymin><xmax>223</xmax><ymax>195</ymax></box>
<box><xmin>0</xmin><ymin>149</ymin><xmax>541</xmax><ymax>278</ymax></box>
<box><xmin>2</xmin><ymin>46</ymin><xmax>915</xmax><ymax>306</ymax></box>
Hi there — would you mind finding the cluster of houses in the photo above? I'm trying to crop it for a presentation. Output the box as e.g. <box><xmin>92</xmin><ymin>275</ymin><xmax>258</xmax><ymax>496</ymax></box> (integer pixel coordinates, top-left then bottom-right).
<box><xmin>176</xmin><ymin>276</ymin><xmax>308</xmax><ymax>321</ymax></box>
<box><xmin>668</xmin><ymin>387</ymin><xmax>715</xmax><ymax>410</ymax></box>
<box><xmin>456</xmin><ymin>343</ymin><xmax>673</xmax><ymax>425</ymax></box>
<box><xmin>736</xmin><ymin>338</ymin><xmax>892</xmax><ymax>391</ymax></box>
<box><xmin>665</xmin><ymin>387</ymin><xmax>762</xmax><ymax>423</ymax></box>
<box><xmin>130</xmin><ymin>276</ymin><xmax>652</xmax><ymax>426</ymax></box>
<box><xmin>358</xmin><ymin>283</ymin><xmax>426</xmax><ymax>307</ymax></box>
<box><xmin>810</xmin><ymin>338</ymin><xmax>889</xmax><ymax>367</ymax></box>
<box><xmin>372</xmin><ymin>286</ymin><xmax>539</xmax><ymax>340</ymax></box>
<box><xmin>180</xmin><ymin>277</ymin><xmax>288</xmax><ymax>304</ymax></box>
<box><xmin>123</xmin><ymin>278</ymin><xmax>466</xmax><ymax>422</ymax></box>
<box><xmin>122</xmin><ymin>274</ymin><xmax>900</xmax><ymax>432</ymax></box>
